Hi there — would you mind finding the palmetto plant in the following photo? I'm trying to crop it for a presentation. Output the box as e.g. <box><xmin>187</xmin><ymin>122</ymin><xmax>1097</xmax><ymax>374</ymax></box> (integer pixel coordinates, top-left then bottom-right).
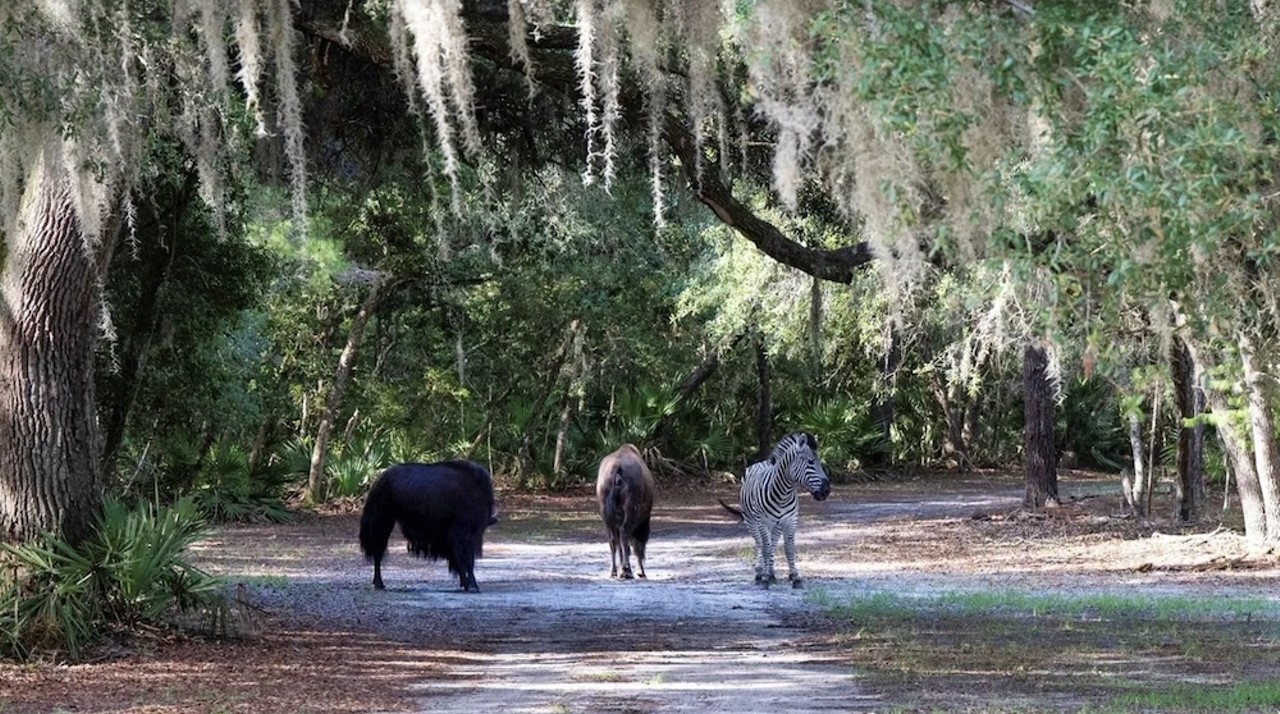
<box><xmin>326</xmin><ymin>425</ymin><xmax>395</xmax><ymax>498</ymax></box>
<box><xmin>0</xmin><ymin>496</ymin><xmax>225</xmax><ymax>661</ymax></box>
<box><xmin>787</xmin><ymin>397</ymin><xmax>882</xmax><ymax>471</ymax></box>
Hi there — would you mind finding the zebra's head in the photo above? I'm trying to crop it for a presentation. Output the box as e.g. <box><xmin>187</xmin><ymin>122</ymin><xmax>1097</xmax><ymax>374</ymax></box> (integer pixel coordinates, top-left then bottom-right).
<box><xmin>774</xmin><ymin>432</ymin><xmax>830</xmax><ymax>502</ymax></box>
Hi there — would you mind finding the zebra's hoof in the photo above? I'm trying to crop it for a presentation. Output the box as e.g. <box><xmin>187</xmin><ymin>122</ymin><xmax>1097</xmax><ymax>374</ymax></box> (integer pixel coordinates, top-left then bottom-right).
<box><xmin>622</xmin><ymin>570</ymin><xmax>635</xmax><ymax>580</ymax></box>
<box><xmin>791</xmin><ymin>578</ymin><xmax>804</xmax><ymax>589</ymax></box>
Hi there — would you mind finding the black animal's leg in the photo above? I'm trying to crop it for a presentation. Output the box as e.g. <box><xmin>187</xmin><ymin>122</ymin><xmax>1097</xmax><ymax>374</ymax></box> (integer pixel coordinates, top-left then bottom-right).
<box><xmin>372</xmin><ymin>557</ymin><xmax>385</xmax><ymax>590</ymax></box>
<box><xmin>608</xmin><ymin>535</ymin><xmax>620</xmax><ymax>577</ymax></box>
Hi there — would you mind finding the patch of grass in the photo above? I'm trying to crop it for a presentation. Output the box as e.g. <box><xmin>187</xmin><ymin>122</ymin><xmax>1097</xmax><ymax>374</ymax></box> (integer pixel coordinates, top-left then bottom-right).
<box><xmin>1102</xmin><ymin>680</ymin><xmax>1280</xmax><ymax>713</ymax></box>
<box><xmin>235</xmin><ymin>574</ymin><xmax>289</xmax><ymax>589</ymax></box>
<box><xmin>573</xmin><ymin>670</ymin><xmax>623</xmax><ymax>682</ymax></box>
<box><xmin>813</xmin><ymin>588</ymin><xmax>1280</xmax><ymax>711</ymax></box>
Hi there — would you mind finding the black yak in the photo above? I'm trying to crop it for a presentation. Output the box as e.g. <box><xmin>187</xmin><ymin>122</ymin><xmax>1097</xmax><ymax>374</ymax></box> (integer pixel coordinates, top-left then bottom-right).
<box><xmin>359</xmin><ymin>460</ymin><xmax>498</xmax><ymax>592</ymax></box>
<box><xmin>596</xmin><ymin>444</ymin><xmax>656</xmax><ymax>579</ymax></box>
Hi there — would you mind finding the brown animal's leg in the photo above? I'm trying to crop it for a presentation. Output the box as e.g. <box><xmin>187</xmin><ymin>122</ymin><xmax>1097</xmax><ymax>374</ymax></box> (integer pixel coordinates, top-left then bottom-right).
<box><xmin>619</xmin><ymin>524</ymin><xmax>634</xmax><ymax>579</ymax></box>
<box><xmin>609</xmin><ymin>536</ymin><xmax>620</xmax><ymax>577</ymax></box>
<box><xmin>632</xmin><ymin>537</ymin><xmax>647</xmax><ymax>578</ymax></box>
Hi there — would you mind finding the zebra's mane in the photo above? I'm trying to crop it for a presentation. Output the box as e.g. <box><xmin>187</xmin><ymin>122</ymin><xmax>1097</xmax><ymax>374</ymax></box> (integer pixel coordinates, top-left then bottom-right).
<box><xmin>771</xmin><ymin>432</ymin><xmax>816</xmax><ymax>461</ymax></box>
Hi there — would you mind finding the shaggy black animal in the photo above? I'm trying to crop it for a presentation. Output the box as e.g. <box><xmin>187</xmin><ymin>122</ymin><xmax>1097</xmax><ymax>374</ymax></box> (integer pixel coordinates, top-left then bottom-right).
<box><xmin>596</xmin><ymin>444</ymin><xmax>656</xmax><ymax>579</ymax></box>
<box><xmin>359</xmin><ymin>460</ymin><xmax>498</xmax><ymax>592</ymax></box>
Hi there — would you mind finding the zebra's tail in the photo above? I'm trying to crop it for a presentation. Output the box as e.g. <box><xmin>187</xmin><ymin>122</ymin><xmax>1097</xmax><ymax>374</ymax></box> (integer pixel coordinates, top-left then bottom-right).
<box><xmin>718</xmin><ymin>499</ymin><xmax>744</xmax><ymax>522</ymax></box>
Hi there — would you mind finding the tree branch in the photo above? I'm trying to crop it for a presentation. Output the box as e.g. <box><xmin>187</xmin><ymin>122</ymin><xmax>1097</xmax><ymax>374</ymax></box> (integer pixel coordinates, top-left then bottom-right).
<box><xmin>665</xmin><ymin>119</ymin><xmax>874</xmax><ymax>284</ymax></box>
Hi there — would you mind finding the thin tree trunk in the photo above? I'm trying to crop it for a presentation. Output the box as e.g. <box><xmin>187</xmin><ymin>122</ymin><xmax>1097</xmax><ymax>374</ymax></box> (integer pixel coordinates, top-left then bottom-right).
<box><xmin>755</xmin><ymin>333</ymin><xmax>772</xmax><ymax>461</ymax></box>
<box><xmin>1240</xmin><ymin>336</ymin><xmax>1280</xmax><ymax>541</ymax></box>
<box><xmin>868</xmin><ymin>327</ymin><xmax>901</xmax><ymax>466</ymax></box>
<box><xmin>0</xmin><ymin>144</ymin><xmax>117</xmax><ymax>544</ymax></box>
<box><xmin>517</xmin><ymin>319</ymin><xmax>581</xmax><ymax>484</ymax></box>
<box><xmin>1172</xmin><ymin>337</ymin><xmax>1205</xmax><ymax>523</ymax></box>
<box><xmin>1184</xmin><ymin>337</ymin><xmax>1268</xmax><ymax>541</ymax></box>
<box><xmin>1022</xmin><ymin>340</ymin><xmax>1059</xmax><ymax>509</ymax></box>
<box><xmin>304</xmin><ymin>276</ymin><xmax>394</xmax><ymax>504</ymax></box>
<box><xmin>651</xmin><ymin>332</ymin><xmax>746</xmax><ymax>448</ymax></box>
<box><xmin>1125</xmin><ymin>411</ymin><xmax>1147</xmax><ymax>516</ymax></box>
<box><xmin>100</xmin><ymin>170</ymin><xmax>196</xmax><ymax>478</ymax></box>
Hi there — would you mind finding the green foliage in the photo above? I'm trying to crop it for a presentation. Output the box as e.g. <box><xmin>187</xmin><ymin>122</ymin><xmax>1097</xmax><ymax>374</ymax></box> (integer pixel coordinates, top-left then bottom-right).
<box><xmin>0</xmin><ymin>497</ymin><xmax>225</xmax><ymax>661</ymax></box>
<box><xmin>191</xmin><ymin>442</ymin><xmax>293</xmax><ymax>524</ymax></box>
<box><xmin>784</xmin><ymin>397</ymin><xmax>883</xmax><ymax>471</ymax></box>
<box><xmin>326</xmin><ymin>425</ymin><xmax>395</xmax><ymax>498</ymax></box>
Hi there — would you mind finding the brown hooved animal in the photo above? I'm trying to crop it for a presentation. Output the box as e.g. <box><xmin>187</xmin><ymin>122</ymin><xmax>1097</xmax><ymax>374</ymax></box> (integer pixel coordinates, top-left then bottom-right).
<box><xmin>595</xmin><ymin>443</ymin><xmax>656</xmax><ymax>579</ymax></box>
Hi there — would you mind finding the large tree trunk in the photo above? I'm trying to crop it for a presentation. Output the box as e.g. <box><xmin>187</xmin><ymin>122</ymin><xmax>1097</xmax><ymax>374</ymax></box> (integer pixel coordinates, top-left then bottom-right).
<box><xmin>1022</xmin><ymin>340</ymin><xmax>1059</xmax><ymax>509</ymax></box>
<box><xmin>0</xmin><ymin>146</ymin><xmax>117</xmax><ymax>545</ymax></box>
<box><xmin>1240</xmin><ymin>336</ymin><xmax>1280</xmax><ymax>541</ymax></box>
<box><xmin>1171</xmin><ymin>338</ymin><xmax>1205</xmax><ymax>523</ymax></box>
<box><xmin>304</xmin><ymin>275</ymin><xmax>393</xmax><ymax>503</ymax></box>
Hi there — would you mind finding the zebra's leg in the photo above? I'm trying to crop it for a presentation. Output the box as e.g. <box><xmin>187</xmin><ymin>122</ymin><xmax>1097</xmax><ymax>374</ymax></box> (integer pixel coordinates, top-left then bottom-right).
<box><xmin>782</xmin><ymin>515</ymin><xmax>802</xmax><ymax>588</ymax></box>
<box><xmin>750</xmin><ymin>521</ymin><xmax>770</xmax><ymax>586</ymax></box>
<box><xmin>757</xmin><ymin>522</ymin><xmax>779</xmax><ymax>587</ymax></box>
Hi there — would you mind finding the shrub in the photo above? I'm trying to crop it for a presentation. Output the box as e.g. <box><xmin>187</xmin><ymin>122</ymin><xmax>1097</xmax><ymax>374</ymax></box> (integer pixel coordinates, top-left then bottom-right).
<box><xmin>0</xmin><ymin>496</ymin><xmax>226</xmax><ymax>661</ymax></box>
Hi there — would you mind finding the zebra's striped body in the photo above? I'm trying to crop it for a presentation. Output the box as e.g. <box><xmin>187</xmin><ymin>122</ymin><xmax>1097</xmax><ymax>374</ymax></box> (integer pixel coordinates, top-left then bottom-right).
<box><xmin>725</xmin><ymin>432</ymin><xmax>831</xmax><ymax>589</ymax></box>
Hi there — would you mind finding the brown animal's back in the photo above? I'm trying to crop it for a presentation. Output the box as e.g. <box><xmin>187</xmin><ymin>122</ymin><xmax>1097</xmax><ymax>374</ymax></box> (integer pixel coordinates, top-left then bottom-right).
<box><xmin>596</xmin><ymin>443</ymin><xmax>655</xmax><ymax>511</ymax></box>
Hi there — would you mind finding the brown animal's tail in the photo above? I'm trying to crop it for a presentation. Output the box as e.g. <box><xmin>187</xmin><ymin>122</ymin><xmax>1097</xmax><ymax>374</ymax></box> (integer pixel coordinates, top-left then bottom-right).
<box><xmin>719</xmin><ymin>499</ymin><xmax>744</xmax><ymax>521</ymax></box>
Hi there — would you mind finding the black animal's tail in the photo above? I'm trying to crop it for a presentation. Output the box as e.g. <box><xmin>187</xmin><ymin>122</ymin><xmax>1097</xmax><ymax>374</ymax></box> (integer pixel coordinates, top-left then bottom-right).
<box><xmin>719</xmin><ymin>499</ymin><xmax>745</xmax><ymax>522</ymax></box>
<box><xmin>359</xmin><ymin>473</ymin><xmax>397</xmax><ymax>562</ymax></box>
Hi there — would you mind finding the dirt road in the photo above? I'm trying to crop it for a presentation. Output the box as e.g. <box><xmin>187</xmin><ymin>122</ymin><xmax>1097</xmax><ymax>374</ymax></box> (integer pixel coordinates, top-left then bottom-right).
<box><xmin>187</xmin><ymin>472</ymin><xmax>1280</xmax><ymax>714</ymax></box>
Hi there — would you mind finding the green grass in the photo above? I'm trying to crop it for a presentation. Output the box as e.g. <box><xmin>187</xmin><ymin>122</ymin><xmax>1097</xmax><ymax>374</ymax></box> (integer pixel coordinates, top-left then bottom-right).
<box><xmin>1102</xmin><ymin>680</ymin><xmax>1280</xmax><ymax>713</ymax></box>
<box><xmin>812</xmin><ymin>588</ymin><xmax>1280</xmax><ymax>623</ymax></box>
<box><xmin>812</xmin><ymin>588</ymin><xmax>1280</xmax><ymax>712</ymax></box>
<box><xmin>235</xmin><ymin>574</ymin><xmax>289</xmax><ymax>589</ymax></box>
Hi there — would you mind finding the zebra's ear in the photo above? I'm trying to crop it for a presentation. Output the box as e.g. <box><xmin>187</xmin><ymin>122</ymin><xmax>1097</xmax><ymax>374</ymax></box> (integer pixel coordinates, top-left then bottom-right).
<box><xmin>805</xmin><ymin>432</ymin><xmax>817</xmax><ymax>449</ymax></box>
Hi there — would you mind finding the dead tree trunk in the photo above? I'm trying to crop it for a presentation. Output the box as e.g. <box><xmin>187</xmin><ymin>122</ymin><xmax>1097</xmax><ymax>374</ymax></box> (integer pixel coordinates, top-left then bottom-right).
<box><xmin>304</xmin><ymin>275</ymin><xmax>396</xmax><ymax>504</ymax></box>
<box><xmin>867</xmin><ymin>327</ymin><xmax>901</xmax><ymax>466</ymax></box>
<box><xmin>1022</xmin><ymin>340</ymin><xmax>1059</xmax><ymax>509</ymax></box>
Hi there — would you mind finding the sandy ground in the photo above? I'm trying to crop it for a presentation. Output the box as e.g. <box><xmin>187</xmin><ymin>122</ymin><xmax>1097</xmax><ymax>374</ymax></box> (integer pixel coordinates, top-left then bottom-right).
<box><xmin>5</xmin><ymin>470</ymin><xmax>1278</xmax><ymax>713</ymax></box>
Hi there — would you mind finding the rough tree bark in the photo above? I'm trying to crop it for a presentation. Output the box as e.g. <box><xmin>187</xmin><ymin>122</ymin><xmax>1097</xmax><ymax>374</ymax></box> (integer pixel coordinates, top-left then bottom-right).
<box><xmin>1171</xmin><ymin>337</ymin><xmax>1205</xmax><ymax>523</ymax></box>
<box><xmin>0</xmin><ymin>145</ymin><xmax>117</xmax><ymax>544</ymax></box>
<box><xmin>304</xmin><ymin>274</ymin><xmax>397</xmax><ymax>504</ymax></box>
<box><xmin>1022</xmin><ymin>340</ymin><xmax>1059</xmax><ymax>509</ymax></box>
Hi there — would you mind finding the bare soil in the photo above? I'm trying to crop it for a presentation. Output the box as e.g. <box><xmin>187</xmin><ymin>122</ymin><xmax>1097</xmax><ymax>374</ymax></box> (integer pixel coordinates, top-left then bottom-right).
<box><xmin>3</xmin><ymin>470</ymin><xmax>1279</xmax><ymax>713</ymax></box>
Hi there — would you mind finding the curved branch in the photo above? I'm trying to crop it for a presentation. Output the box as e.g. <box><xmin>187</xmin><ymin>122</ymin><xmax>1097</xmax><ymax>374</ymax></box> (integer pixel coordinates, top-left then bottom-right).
<box><xmin>665</xmin><ymin>119</ymin><xmax>873</xmax><ymax>284</ymax></box>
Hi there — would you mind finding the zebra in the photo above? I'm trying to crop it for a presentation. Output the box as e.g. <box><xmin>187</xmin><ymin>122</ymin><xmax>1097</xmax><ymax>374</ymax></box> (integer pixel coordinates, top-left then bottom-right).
<box><xmin>721</xmin><ymin>432</ymin><xmax>831</xmax><ymax>589</ymax></box>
